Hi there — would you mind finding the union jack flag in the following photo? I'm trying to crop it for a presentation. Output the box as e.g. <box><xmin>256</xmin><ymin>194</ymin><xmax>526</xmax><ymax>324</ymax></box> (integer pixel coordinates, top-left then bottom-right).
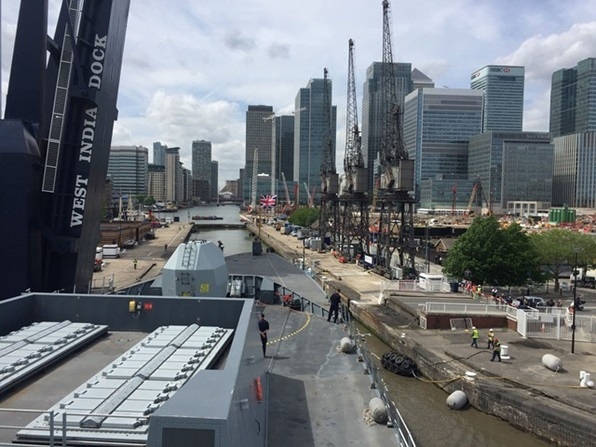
<box><xmin>260</xmin><ymin>194</ymin><xmax>277</xmax><ymax>209</ymax></box>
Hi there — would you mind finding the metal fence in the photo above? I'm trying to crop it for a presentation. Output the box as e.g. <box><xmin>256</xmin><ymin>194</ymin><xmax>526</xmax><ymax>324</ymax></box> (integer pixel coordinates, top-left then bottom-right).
<box><xmin>424</xmin><ymin>302</ymin><xmax>508</xmax><ymax>315</ymax></box>
<box><xmin>523</xmin><ymin>309</ymin><xmax>595</xmax><ymax>342</ymax></box>
<box><xmin>346</xmin><ymin>318</ymin><xmax>417</xmax><ymax>447</ymax></box>
<box><xmin>421</xmin><ymin>301</ymin><xmax>596</xmax><ymax>343</ymax></box>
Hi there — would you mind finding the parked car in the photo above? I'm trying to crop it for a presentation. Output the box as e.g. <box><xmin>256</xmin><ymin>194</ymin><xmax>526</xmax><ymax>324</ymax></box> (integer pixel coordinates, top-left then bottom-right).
<box><xmin>526</xmin><ymin>296</ymin><xmax>547</xmax><ymax>308</ymax></box>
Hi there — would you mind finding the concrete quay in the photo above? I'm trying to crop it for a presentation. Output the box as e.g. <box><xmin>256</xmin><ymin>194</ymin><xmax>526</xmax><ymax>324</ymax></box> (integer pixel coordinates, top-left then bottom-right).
<box><xmin>247</xmin><ymin>221</ymin><xmax>596</xmax><ymax>447</ymax></box>
<box><xmin>91</xmin><ymin>222</ymin><xmax>194</xmax><ymax>292</ymax></box>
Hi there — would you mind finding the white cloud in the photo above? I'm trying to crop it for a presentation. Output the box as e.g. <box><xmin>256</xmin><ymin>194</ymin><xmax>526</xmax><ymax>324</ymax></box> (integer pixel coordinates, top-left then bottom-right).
<box><xmin>2</xmin><ymin>0</ymin><xmax>596</xmax><ymax>189</ymax></box>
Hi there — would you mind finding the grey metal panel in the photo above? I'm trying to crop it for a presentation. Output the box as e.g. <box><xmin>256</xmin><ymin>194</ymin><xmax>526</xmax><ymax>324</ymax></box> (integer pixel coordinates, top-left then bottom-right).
<box><xmin>18</xmin><ymin>324</ymin><xmax>234</xmax><ymax>445</ymax></box>
<box><xmin>0</xmin><ymin>321</ymin><xmax>108</xmax><ymax>394</ymax></box>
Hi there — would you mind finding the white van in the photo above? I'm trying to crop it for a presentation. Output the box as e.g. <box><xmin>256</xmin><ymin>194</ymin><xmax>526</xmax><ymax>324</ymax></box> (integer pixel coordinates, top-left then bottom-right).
<box><xmin>103</xmin><ymin>244</ymin><xmax>121</xmax><ymax>258</ymax></box>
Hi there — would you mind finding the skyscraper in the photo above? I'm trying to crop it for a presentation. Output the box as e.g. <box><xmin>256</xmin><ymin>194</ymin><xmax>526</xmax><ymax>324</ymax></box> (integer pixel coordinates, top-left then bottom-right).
<box><xmin>550</xmin><ymin>58</ymin><xmax>596</xmax><ymax>138</ymax></box>
<box><xmin>245</xmin><ymin>105</ymin><xmax>274</xmax><ymax>200</ymax></box>
<box><xmin>294</xmin><ymin>77</ymin><xmax>337</xmax><ymax>195</ymax></box>
<box><xmin>275</xmin><ymin>115</ymin><xmax>295</xmax><ymax>182</ymax></box>
<box><xmin>107</xmin><ymin>145</ymin><xmax>148</xmax><ymax>199</ymax></box>
<box><xmin>411</xmin><ymin>68</ymin><xmax>434</xmax><ymax>91</ymax></box>
<box><xmin>153</xmin><ymin>141</ymin><xmax>167</xmax><ymax>166</ymax></box>
<box><xmin>361</xmin><ymin>62</ymin><xmax>413</xmax><ymax>192</ymax></box>
<box><xmin>192</xmin><ymin>140</ymin><xmax>212</xmax><ymax>200</ymax></box>
<box><xmin>468</xmin><ymin>131</ymin><xmax>553</xmax><ymax>213</ymax></box>
<box><xmin>550</xmin><ymin>58</ymin><xmax>596</xmax><ymax>207</ymax></box>
<box><xmin>403</xmin><ymin>88</ymin><xmax>483</xmax><ymax>207</ymax></box>
<box><xmin>470</xmin><ymin>65</ymin><xmax>524</xmax><ymax>132</ymax></box>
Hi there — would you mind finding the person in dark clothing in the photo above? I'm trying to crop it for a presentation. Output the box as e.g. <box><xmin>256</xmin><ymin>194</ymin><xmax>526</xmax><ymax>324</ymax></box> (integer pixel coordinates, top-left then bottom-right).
<box><xmin>490</xmin><ymin>338</ymin><xmax>501</xmax><ymax>362</ymax></box>
<box><xmin>327</xmin><ymin>289</ymin><xmax>341</xmax><ymax>323</ymax></box>
<box><xmin>258</xmin><ymin>313</ymin><xmax>270</xmax><ymax>357</ymax></box>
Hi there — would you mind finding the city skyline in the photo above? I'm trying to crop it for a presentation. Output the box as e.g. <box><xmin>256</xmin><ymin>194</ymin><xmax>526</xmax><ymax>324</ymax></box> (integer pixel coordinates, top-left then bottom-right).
<box><xmin>2</xmin><ymin>1</ymin><xmax>596</xmax><ymax>187</ymax></box>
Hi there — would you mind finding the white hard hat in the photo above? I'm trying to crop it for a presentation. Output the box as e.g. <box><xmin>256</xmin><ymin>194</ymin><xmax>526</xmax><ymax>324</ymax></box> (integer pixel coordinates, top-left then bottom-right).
<box><xmin>489</xmin><ymin>328</ymin><xmax>494</xmax><ymax>331</ymax></box>
<box><xmin>472</xmin><ymin>326</ymin><xmax>476</xmax><ymax>329</ymax></box>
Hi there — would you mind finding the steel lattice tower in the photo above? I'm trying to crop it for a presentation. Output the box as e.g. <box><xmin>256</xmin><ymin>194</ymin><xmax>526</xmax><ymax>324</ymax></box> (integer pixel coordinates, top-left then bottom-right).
<box><xmin>373</xmin><ymin>0</ymin><xmax>416</xmax><ymax>278</ymax></box>
<box><xmin>318</xmin><ymin>68</ymin><xmax>339</xmax><ymax>249</ymax></box>
<box><xmin>338</xmin><ymin>39</ymin><xmax>370</xmax><ymax>260</ymax></box>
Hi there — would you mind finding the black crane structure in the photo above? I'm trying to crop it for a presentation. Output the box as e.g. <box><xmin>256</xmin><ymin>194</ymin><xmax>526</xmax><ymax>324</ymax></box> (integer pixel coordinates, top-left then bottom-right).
<box><xmin>0</xmin><ymin>1</ymin><xmax>130</xmax><ymax>299</ymax></box>
<box><xmin>338</xmin><ymin>39</ymin><xmax>370</xmax><ymax>262</ymax></box>
<box><xmin>373</xmin><ymin>0</ymin><xmax>416</xmax><ymax>278</ymax></box>
<box><xmin>318</xmin><ymin>68</ymin><xmax>340</xmax><ymax>249</ymax></box>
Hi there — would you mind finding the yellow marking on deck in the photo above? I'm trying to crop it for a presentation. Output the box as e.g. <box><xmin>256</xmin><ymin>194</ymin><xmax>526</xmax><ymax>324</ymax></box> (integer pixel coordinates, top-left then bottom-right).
<box><xmin>268</xmin><ymin>312</ymin><xmax>311</xmax><ymax>345</ymax></box>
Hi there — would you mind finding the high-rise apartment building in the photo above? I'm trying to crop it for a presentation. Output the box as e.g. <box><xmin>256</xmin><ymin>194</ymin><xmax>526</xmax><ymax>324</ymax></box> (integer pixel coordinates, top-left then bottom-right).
<box><xmin>550</xmin><ymin>58</ymin><xmax>596</xmax><ymax>207</ymax></box>
<box><xmin>361</xmin><ymin>62</ymin><xmax>413</xmax><ymax>192</ymax></box>
<box><xmin>164</xmin><ymin>147</ymin><xmax>181</xmax><ymax>203</ymax></box>
<box><xmin>294</xmin><ymin>77</ymin><xmax>337</xmax><ymax>195</ymax></box>
<box><xmin>470</xmin><ymin>65</ymin><xmax>524</xmax><ymax>132</ymax></box>
<box><xmin>192</xmin><ymin>140</ymin><xmax>212</xmax><ymax>200</ymax></box>
<box><xmin>211</xmin><ymin>160</ymin><xmax>219</xmax><ymax>201</ymax></box>
<box><xmin>147</xmin><ymin>164</ymin><xmax>165</xmax><ymax>202</ymax></box>
<box><xmin>550</xmin><ymin>58</ymin><xmax>596</xmax><ymax>138</ymax></box>
<box><xmin>403</xmin><ymin>88</ymin><xmax>483</xmax><ymax>207</ymax></box>
<box><xmin>153</xmin><ymin>141</ymin><xmax>167</xmax><ymax>166</ymax></box>
<box><xmin>107</xmin><ymin>145</ymin><xmax>148</xmax><ymax>200</ymax></box>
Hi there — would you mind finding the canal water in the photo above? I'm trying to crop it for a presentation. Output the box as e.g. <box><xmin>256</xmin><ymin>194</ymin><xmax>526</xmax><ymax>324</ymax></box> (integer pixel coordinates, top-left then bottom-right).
<box><xmin>167</xmin><ymin>204</ymin><xmax>254</xmax><ymax>256</ymax></box>
<box><xmin>172</xmin><ymin>205</ymin><xmax>551</xmax><ymax>446</ymax></box>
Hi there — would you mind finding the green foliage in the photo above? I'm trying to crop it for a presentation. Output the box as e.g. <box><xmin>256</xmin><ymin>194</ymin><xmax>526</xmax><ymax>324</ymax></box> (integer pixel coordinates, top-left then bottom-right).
<box><xmin>442</xmin><ymin>216</ymin><xmax>543</xmax><ymax>286</ymax></box>
<box><xmin>530</xmin><ymin>229</ymin><xmax>596</xmax><ymax>289</ymax></box>
<box><xmin>288</xmin><ymin>207</ymin><xmax>319</xmax><ymax>227</ymax></box>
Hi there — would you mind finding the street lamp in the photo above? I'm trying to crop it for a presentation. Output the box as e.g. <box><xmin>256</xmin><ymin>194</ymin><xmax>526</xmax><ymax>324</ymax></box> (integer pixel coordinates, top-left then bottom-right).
<box><xmin>571</xmin><ymin>249</ymin><xmax>579</xmax><ymax>354</ymax></box>
<box><xmin>425</xmin><ymin>221</ymin><xmax>430</xmax><ymax>273</ymax></box>
<box><xmin>302</xmin><ymin>238</ymin><xmax>306</xmax><ymax>271</ymax></box>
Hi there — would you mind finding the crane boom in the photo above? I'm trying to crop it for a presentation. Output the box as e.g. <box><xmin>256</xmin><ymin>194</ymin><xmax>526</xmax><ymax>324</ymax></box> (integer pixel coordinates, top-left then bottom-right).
<box><xmin>378</xmin><ymin>0</ymin><xmax>413</xmax><ymax>192</ymax></box>
<box><xmin>343</xmin><ymin>38</ymin><xmax>366</xmax><ymax>195</ymax></box>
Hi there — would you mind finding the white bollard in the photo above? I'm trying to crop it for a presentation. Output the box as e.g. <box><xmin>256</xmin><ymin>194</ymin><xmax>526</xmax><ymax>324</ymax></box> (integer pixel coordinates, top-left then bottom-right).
<box><xmin>369</xmin><ymin>397</ymin><xmax>388</xmax><ymax>424</ymax></box>
<box><xmin>501</xmin><ymin>345</ymin><xmax>510</xmax><ymax>360</ymax></box>
<box><xmin>580</xmin><ymin>372</ymin><xmax>592</xmax><ymax>388</ymax></box>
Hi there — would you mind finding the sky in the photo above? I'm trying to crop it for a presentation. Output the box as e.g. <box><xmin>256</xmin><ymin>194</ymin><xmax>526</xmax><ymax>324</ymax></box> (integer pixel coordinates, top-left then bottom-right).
<box><xmin>2</xmin><ymin>0</ymin><xmax>596</xmax><ymax>188</ymax></box>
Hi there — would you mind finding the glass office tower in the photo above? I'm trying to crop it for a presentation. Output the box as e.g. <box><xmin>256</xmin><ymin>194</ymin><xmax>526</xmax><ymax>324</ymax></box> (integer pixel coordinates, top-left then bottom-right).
<box><xmin>403</xmin><ymin>88</ymin><xmax>483</xmax><ymax>207</ymax></box>
<box><xmin>361</xmin><ymin>62</ymin><xmax>413</xmax><ymax>192</ymax></box>
<box><xmin>294</xmin><ymin>77</ymin><xmax>337</xmax><ymax>199</ymax></box>
<box><xmin>471</xmin><ymin>65</ymin><xmax>524</xmax><ymax>132</ymax></box>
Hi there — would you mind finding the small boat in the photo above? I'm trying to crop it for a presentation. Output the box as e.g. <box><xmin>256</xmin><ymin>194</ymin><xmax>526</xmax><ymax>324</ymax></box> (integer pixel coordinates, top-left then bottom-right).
<box><xmin>192</xmin><ymin>215</ymin><xmax>224</xmax><ymax>220</ymax></box>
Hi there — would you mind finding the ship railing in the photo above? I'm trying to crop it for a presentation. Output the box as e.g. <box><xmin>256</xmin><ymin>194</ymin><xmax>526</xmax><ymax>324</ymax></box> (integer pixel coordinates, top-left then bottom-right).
<box><xmin>0</xmin><ymin>407</ymin><xmax>147</xmax><ymax>447</ymax></box>
<box><xmin>346</xmin><ymin>319</ymin><xmax>417</xmax><ymax>447</ymax></box>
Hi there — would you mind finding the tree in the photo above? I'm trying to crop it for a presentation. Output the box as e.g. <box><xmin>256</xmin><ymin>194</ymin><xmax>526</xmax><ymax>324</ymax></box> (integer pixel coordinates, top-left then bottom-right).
<box><xmin>288</xmin><ymin>206</ymin><xmax>319</xmax><ymax>227</ymax></box>
<box><xmin>530</xmin><ymin>229</ymin><xmax>596</xmax><ymax>291</ymax></box>
<box><xmin>442</xmin><ymin>216</ymin><xmax>543</xmax><ymax>286</ymax></box>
